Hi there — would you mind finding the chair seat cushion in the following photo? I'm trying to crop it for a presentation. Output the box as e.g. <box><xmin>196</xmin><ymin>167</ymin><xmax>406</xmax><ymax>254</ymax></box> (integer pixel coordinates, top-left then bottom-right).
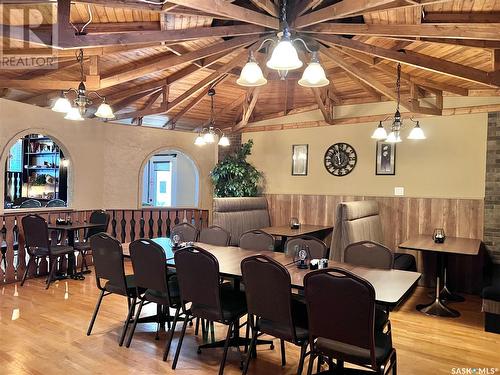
<box><xmin>50</xmin><ymin>245</ymin><xmax>75</xmax><ymax>255</ymax></box>
<box><xmin>193</xmin><ymin>287</ymin><xmax>247</xmax><ymax>322</ymax></box>
<box><xmin>394</xmin><ymin>253</ymin><xmax>417</xmax><ymax>271</ymax></box>
<box><xmin>316</xmin><ymin>331</ymin><xmax>393</xmax><ymax>366</ymax></box>
<box><xmin>144</xmin><ymin>288</ymin><xmax>181</xmax><ymax>306</ymax></box>
<box><xmin>105</xmin><ymin>274</ymin><xmax>138</xmax><ymax>296</ymax></box>
<box><xmin>259</xmin><ymin>319</ymin><xmax>309</xmax><ymax>343</ymax></box>
<box><xmin>375</xmin><ymin>305</ymin><xmax>389</xmax><ymax>331</ymax></box>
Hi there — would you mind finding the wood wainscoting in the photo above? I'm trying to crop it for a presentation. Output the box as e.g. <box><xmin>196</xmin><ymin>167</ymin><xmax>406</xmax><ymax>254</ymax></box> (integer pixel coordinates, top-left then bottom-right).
<box><xmin>266</xmin><ymin>194</ymin><xmax>486</xmax><ymax>294</ymax></box>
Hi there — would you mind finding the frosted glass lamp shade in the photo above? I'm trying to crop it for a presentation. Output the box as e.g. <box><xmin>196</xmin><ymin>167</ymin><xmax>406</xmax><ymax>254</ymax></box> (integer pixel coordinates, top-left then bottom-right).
<box><xmin>95</xmin><ymin>102</ymin><xmax>115</xmax><ymax>119</ymax></box>
<box><xmin>407</xmin><ymin>122</ymin><xmax>426</xmax><ymax>140</ymax></box>
<box><xmin>298</xmin><ymin>62</ymin><xmax>329</xmax><ymax>87</ymax></box>
<box><xmin>52</xmin><ymin>96</ymin><xmax>72</xmax><ymax>113</ymax></box>
<box><xmin>371</xmin><ymin>122</ymin><xmax>388</xmax><ymax>140</ymax></box>
<box><xmin>218</xmin><ymin>135</ymin><xmax>230</xmax><ymax>147</ymax></box>
<box><xmin>266</xmin><ymin>40</ymin><xmax>303</xmax><ymax>71</ymax></box>
<box><xmin>64</xmin><ymin>107</ymin><xmax>84</xmax><ymax>121</ymax></box>
<box><xmin>203</xmin><ymin>131</ymin><xmax>215</xmax><ymax>144</ymax></box>
<box><xmin>194</xmin><ymin>135</ymin><xmax>206</xmax><ymax>146</ymax></box>
<box><xmin>237</xmin><ymin>61</ymin><xmax>267</xmax><ymax>87</ymax></box>
<box><xmin>386</xmin><ymin>131</ymin><xmax>402</xmax><ymax>143</ymax></box>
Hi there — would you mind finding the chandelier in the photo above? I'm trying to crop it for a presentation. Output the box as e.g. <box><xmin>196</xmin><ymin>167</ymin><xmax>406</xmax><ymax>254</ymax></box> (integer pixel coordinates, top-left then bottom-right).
<box><xmin>371</xmin><ymin>63</ymin><xmax>426</xmax><ymax>142</ymax></box>
<box><xmin>52</xmin><ymin>49</ymin><xmax>114</xmax><ymax>121</ymax></box>
<box><xmin>194</xmin><ymin>88</ymin><xmax>230</xmax><ymax>147</ymax></box>
<box><xmin>237</xmin><ymin>0</ymin><xmax>329</xmax><ymax>88</ymax></box>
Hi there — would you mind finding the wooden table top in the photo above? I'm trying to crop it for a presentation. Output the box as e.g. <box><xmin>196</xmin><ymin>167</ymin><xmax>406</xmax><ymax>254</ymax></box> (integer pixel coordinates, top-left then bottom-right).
<box><xmin>122</xmin><ymin>237</ymin><xmax>420</xmax><ymax>307</ymax></box>
<box><xmin>261</xmin><ymin>224</ymin><xmax>333</xmax><ymax>237</ymax></box>
<box><xmin>47</xmin><ymin>222</ymin><xmax>104</xmax><ymax>231</ymax></box>
<box><xmin>398</xmin><ymin>234</ymin><xmax>481</xmax><ymax>255</ymax></box>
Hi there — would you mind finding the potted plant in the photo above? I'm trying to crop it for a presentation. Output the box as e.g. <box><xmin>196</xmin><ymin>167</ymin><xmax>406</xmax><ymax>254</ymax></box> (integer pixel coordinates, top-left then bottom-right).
<box><xmin>210</xmin><ymin>140</ymin><xmax>262</xmax><ymax>197</ymax></box>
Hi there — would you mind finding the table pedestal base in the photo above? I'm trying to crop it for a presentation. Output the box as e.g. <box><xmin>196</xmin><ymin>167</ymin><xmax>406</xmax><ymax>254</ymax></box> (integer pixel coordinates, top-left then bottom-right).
<box><xmin>417</xmin><ymin>298</ymin><xmax>460</xmax><ymax>318</ymax></box>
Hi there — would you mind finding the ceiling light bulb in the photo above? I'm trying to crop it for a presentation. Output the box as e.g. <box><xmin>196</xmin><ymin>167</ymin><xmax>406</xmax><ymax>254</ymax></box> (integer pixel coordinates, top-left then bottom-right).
<box><xmin>218</xmin><ymin>135</ymin><xmax>230</xmax><ymax>147</ymax></box>
<box><xmin>95</xmin><ymin>102</ymin><xmax>115</xmax><ymax>119</ymax></box>
<box><xmin>237</xmin><ymin>54</ymin><xmax>267</xmax><ymax>87</ymax></box>
<box><xmin>203</xmin><ymin>131</ymin><xmax>215</xmax><ymax>144</ymax></box>
<box><xmin>52</xmin><ymin>96</ymin><xmax>72</xmax><ymax>113</ymax></box>
<box><xmin>298</xmin><ymin>52</ymin><xmax>329</xmax><ymax>88</ymax></box>
<box><xmin>371</xmin><ymin>122</ymin><xmax>388</xmax><ymax>140</ymax></box>
<box><xmin>386</xmin><ymin>131</ymin><xmax>402</xmax><ymax>143</ymax></box>
<box><xmin>64</xmin><ymin>107</ymin><xmax>84</xmax><ymax>121</ymax></box>
<box><xmin>194</xmin><ymin>135</ymin><xmax>206</xmax><ymax>146</ymax></box>
<box><xmin>407</xmin><ymin>122</ymin><xmax>426</xmax><ymax>140</ymax></box>
<box><xmin>266</xmin><ymin>39</ymin><xmax>303</xmax><ymax>71</ymax></box>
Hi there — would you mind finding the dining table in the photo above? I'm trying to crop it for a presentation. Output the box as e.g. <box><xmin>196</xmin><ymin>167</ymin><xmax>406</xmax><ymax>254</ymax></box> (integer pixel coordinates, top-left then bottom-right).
<box><xmin>260</xmin><ymin>224</ymin><xmax>334</xmax><ymax>251</ymax></box>
<box><xmin>48</xmin><ymin>221</ymin><xmax>104</xmax><ymax>278</ymax></box>
<box><xmin>122</xmin><ymin>237</ymin><xmax>421</xmax><ymax>308</ymax></box>
<box><xmin>399</xmin><ymin>234</ymin><xmax>481</xmax><ymax>317</ymax></box>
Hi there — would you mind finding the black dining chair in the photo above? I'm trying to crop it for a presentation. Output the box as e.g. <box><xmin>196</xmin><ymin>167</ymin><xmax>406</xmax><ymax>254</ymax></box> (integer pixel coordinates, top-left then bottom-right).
<box><xmin>199</xmin><ymin>225</ymin><xmax>231</xmax><ymax>246</ymax></box>
<box><xmin>125</xmin><ymin>239</ymin><xmax>185</xmax><ymax>362</ymax></box>
<box><xmin>46</xmin><ymin>199</ymin><xmax>66</xmax><ymax>208</ymax></box>
<box><xmin>20</xmin><ymin>199</ymin><xmax>41</xmax><ymax>208</ymax></box>
<box><xmin>172</xmin><ymin>245</ymin><xmax>248</xmax><ymax>375</ymax></box>
<box><xmin>74</xmin><ymin>210</ymin><xmax>110</xmax><ymax>273</ymax></box>
<box><xmin>344</xmin><ymin>241</ymin><xmax>395</xmax><ymax>331</ymax></box>
<box><xmin>21</xmin><ymin>214</ymin><xmax>74</xmax><ymax>289</ymax></box>
<box><xmin>86</xmin><ymin>233</ymin><xmax>141</xmax><ymax>346</ymax></box>
<box><xmin>241</xmin><ymin>255</ymin><xmax>309</xmax><ymax>375</ymax></box>
<box><xmin>285</xmin><ymin>236</ymin><xmax>329</xmax><ymax>259</ymax></box>
<box><xmin>239</xmin><ymin>230</ymin><xmax>275</xmax><ymax>251</ymax></box>
<box><xmin>304</xmin><ymin>268</ymin><xmax>397</xmax><ymax>375</ymax></box>
<box><xmin>171</xmin><ymin>222</ymin><xmax>198</xmax><ymax>242</ymax></box>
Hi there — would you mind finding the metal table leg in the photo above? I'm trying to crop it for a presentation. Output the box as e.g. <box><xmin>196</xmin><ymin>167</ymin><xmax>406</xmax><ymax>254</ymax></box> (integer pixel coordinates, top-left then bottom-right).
<box><xmin>439</xmin><ymin>254</ymin><xmax>465</xmax><ymax>302</ymax></box>
<box><xmin>417</xmin><ymin>252</ymin><xmax>460</xmax><ymax>318</ymax></box>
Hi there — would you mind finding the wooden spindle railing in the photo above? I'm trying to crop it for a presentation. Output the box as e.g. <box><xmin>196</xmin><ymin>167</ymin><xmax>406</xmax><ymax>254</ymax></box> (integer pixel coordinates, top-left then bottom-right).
<box><xmin>0</xmin><ymin>207</ymin><xmax>209</xmax><ymax>285</ymax></box>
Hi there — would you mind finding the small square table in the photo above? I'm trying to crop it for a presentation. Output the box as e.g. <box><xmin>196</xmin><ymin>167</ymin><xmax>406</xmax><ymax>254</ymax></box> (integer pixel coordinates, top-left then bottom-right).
<box><xmin>399</xmin><ymin>234</ymin><xmax>481</xmax><ymax>317</ymax></box>
<box><xmin>48</xmin><ymin>222</ymin><xmax>104</xmax><ymax>277</ymax></box>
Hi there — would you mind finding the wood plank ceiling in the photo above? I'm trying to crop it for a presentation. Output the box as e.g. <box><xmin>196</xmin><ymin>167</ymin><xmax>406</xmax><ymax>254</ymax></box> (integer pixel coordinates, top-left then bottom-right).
<box><xmin>0</xmin><ymin>0</ymin><xmax>499</xmax><ymax>131</ymax></box>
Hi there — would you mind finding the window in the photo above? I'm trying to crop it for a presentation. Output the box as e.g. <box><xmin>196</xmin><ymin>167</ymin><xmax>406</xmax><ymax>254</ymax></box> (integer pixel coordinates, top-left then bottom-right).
<box><xmin>4</xmin><ymin>134</ymin><xmax>69</xmax><ymax>209</ymax></box>
<box><xmin>142</xmin><ymin>150</ymin><xmax>199</xmax><ymax>208</ymax></box>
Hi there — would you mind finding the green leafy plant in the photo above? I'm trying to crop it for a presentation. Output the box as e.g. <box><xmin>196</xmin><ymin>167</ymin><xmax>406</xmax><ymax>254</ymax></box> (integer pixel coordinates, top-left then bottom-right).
<box><xmin>210</xmin><ymin>140</ymin><xmax>262</xmax><ymax>197</ymax></box>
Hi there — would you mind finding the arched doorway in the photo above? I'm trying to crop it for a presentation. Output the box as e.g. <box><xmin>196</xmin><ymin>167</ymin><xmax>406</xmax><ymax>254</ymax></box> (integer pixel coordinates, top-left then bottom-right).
<box><xmin>141</xmin><ymin>149</ymin><xmax>199</xmax><ymax>208</ymax></box>
<box><xmin>4</xmin><ymin>133</ymin><xmax>69</xmax><ymax>209</ymax></box>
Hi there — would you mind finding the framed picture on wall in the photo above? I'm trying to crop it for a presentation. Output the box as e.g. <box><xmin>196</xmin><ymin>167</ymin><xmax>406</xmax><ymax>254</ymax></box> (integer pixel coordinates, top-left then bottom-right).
<box><xmin>376</xmin><ymin>141</ymin><xmax>396</xmax><ymax>175</ymax></box>
<box><xmin>292</xmin><ymin>144</ymin><xmax>308</xmax><ymax>176</ymax></box>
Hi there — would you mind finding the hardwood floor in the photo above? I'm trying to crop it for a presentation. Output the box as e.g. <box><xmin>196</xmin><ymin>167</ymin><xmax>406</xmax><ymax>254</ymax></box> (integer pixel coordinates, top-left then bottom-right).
<box><xmin>0</xmin><ymin>267</ymin><xmax>499</xmax><ymax>375</ymax></box>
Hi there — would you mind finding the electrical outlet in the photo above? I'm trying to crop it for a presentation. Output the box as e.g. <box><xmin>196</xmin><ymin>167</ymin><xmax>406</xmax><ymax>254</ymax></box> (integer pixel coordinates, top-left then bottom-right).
<box><xmin>394</xmin><ymin>187</ymin><xmax>405</xmax><ymax>196</ymax></box>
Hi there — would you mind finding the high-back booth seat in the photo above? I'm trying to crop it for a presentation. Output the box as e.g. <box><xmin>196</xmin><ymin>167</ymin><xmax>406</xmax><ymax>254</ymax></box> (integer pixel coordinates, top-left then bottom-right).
<box><xmin>331</xmin><ymin>200</ymin><xmax>417</xmax><ymax>272</ymax></box>
<box><xmin>212</xmin><ymin>197</ymin><xmax>271</xmax><ymax>246</ymax></box>
<box><xmin>482</xmin><ymin>263</ymin><xmax>500</xmax><ymax>334</ymax></box>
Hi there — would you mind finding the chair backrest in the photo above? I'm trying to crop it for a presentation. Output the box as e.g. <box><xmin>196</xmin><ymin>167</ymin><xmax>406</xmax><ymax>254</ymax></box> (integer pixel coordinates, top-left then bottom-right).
<box><xmin>174</xmin><ymin>246</ymin><xmax>223</xmax><ymax>321</ymax></box>
<box><xmin>212</xmin><ymin>197</ymin><xmax>271</xmax><ymax>246</ymax></box>
<box><xmin>129</xmin><ymin>239</ymin><xmax>174</xmax><ymax>304</ymax></box>
<box><xmin>22</xmin><ymin>214</ymin><xmax>50</xmax><ymax>254</ymax></box>
<box><xmin>239</xmin><ymin>229</ymin><xmax>275</xmax><ymax>251</ymax></box>
<box><xmin>330</xmin><ymin>201</ymin><xmax>384</xmax><ymax>261</ymax></box>
<box><xmin>304</xmin><ymin>268</ymin><xmax>377</xmax><ymax>368</ymax></box>
<box><xmin>89</xmin><ymin>233</ymin><xmax>128</xmax><ymax>294</ymax></box>
<box><xmin>171</xmin><ymin>222</ymin><xmax>198</xmax><ymax>242</ymax></box>
<box><xmin>241</xmin><ymin>255</ymin><xmax>297</xmax><ymax>342</ymax></box>
<box><xmin>86</xmin><ymin>210</ymin><xmax>110</xmax><ymax>239</ymax></box>
<box><xmin>20</xmin><ymin>199</ymin><xmax>42</xmax><ymax>208</ymax></box>
<box><xmin>199</xmin><ymin>225</ymin><xmax>231</xmax><ymax>246</ymax></box>
<box><xmin>285</xmin><ymin>236</ymin><xmax>328</xmax><ymax>259</ymax></box>
<box><xmin>344</xmin><ymin>241</ymin><xmax>394</xmax><ymax>270</ymax></box>
<box><xmin>46</xmin><ymin>199</ymin><xmax>66</xmax><ymax>207</ymax></box>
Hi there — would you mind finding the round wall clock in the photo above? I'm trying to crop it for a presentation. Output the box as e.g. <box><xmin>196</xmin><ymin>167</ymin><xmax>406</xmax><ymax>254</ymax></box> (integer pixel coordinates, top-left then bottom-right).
<box><xmin>324</xmin><ymin>143</ymin><xmax>357</xmax><ymax>176</ymax></box>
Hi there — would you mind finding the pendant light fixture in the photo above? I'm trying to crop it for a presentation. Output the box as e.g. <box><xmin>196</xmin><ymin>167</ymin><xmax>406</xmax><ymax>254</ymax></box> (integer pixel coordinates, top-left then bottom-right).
<box><xmin>237</xmin><ymin>0</ymin><xmax>328</xmax><ymax>88</ymax></box>
<box><xmin>371</xmin><ymin>63</ymin><xmax>426</xmax><ymax>142</ymax></box>
<box><xmin>52</xmin><ymin>49</ymin><xmax>115</xmax><ymax>121</ymax></box>
<box><xmin>194</xmin><ymin>88</ymin><xmax>230</xmax><ymax>147</ymax></box>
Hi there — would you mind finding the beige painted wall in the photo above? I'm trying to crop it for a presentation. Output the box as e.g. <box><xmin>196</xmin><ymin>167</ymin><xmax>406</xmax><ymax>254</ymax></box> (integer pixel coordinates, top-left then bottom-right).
<box><xmin>244</xmin><ymin>101</ymin><xmax>491</xmax><ymax>199</ymax></box>
<box><xmin>0</xmin><ymin>99</ymin><xmax>217</xmax><ymax>213</ymax></box>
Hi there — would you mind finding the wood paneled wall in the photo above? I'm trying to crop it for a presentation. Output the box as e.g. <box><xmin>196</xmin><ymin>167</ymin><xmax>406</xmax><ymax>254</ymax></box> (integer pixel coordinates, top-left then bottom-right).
<box><xmin>266</xmin><ymin>194</ymin><xmax>486</xmax><ymax>293</ymax></box>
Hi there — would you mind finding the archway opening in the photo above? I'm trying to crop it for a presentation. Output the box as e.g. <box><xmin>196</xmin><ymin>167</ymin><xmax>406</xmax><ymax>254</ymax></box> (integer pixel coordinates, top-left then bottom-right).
<box><xmin>4</xmin><ymin>133</ymin><xmax>69</xmax><ymax>209</ymax></box>
<box><xmin>141</xmin><ymin>149</ymin><xmax>199</xmax><ymax>208</ymax></box>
